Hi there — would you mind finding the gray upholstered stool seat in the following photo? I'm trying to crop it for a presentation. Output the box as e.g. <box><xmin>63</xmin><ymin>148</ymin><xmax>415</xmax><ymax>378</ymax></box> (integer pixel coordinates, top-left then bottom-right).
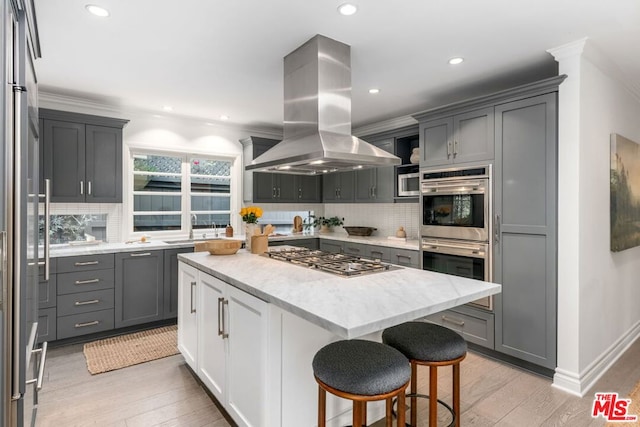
<box><xmin>313</xmin><ymin>339</ymin><xmax>411</xmax><ymax>427</ymax></box>
<box><xmin>382</xmin><ymin>321</ymin><xmax>467</xmax><ymax>362</ymax></box>
<box><xmin>382</xmin><ymin>322</ymin><xmax>467</xmax><ymax>427</ymax></box>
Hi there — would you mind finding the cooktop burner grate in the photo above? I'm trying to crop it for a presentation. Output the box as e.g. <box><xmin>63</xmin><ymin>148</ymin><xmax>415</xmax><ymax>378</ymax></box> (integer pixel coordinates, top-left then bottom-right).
<box><xmin>265</xmin><ymin>247</ymin><xmax>392</xmax><ymax>277</ymax></box>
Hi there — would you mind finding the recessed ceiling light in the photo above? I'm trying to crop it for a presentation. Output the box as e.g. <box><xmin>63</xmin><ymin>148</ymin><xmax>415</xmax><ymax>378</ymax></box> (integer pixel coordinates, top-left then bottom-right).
<box><xmin>368</xmin><ymin>88</ymin><xmax>380</xmax><ymax>94</ymax></box>
<box><xmin>85</xmin><ymin>4</ymin><xmax>110</xmax><ymax>17</ymax></box>
<box><xmin>448</xmin><ymin>57</ymin><xmax>464</xmax><ymax>65</ymax></box>
<box><xmin>219</xmin><ymin>115</ymin><xmax>229</xmax><ymax>121</ymax></box>
<box><xmin>162</xmin><ymin>105</ymin><xmax>173</xmax><ymax>112</ymax></box>
<box><xmin>338</xmin><ymin>3</ymin><xmax>358</xmax><ymax>16</ymax></box>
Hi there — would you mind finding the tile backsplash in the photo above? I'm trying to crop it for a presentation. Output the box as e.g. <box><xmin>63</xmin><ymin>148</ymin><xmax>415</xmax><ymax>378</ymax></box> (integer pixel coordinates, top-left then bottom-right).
<box><xmin>324</xmin><ymin>203</ymin><xmax>419</xmax><ymax>239</ymax></box>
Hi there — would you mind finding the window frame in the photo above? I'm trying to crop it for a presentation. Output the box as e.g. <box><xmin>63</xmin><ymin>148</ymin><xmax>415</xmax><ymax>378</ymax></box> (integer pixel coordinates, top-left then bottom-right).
<box><xmin>125</xmin><ymin>147</ymin><xmax>241</xmax><ymax>240</ymax></box>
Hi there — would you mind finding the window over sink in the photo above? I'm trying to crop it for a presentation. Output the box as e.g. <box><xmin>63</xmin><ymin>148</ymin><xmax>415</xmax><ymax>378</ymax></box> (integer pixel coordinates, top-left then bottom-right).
<box><xmin>129</xmin><ymin>151</ymin><xmax>235</xmax><ymax>235</ymax></box>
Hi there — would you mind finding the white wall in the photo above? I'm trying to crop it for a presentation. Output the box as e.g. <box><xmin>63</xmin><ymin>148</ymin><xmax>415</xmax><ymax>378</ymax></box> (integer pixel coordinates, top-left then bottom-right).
<box><xmin>552</xmin><ymin>40</ymin><xmax>640</xmax><ymax>395</ymax></box>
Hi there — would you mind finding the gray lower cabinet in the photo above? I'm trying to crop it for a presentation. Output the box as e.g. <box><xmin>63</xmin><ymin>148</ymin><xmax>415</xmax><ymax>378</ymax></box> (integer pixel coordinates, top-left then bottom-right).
<box><xmin>366</xmin><ymin>245</ymin><xmax>390</xmax><ymax>262</ymax></box>
<box><xmin>163</xmin><ymin>247</ymin><xmax>194</xmax><ymax>319</ymax></box>
<box><xmin>55</xmin><ymin>254</ymin><xmax>116</xmax><ymax>340</ymax></box>
<box><xmin>270</xmin><ymin>238</ymin><xmax>319</xmax><ymax>250</ymax></box>
<box><xmin>115</xmin><ymin>250</ymin><xmax>165</xmax><ymax>328</ymax></box>
<box><xmin>389</xmin><ymin>248</ymin><xmax>420</xmax><ymax>268</ymax></box>
<box><xmin>40</xmin><ymin>109</ymin><xmax>128</xmax><ymax>203</ymax></box>
<box><xmin>319</xmin><ymin>240</ymin><xmax>344</xmax><ymax>253</ymax></box>
<box><xmin>493</xmin><ymin>92</ymin><xmax>557</xmax><ymax>369</ymax></box>
<box><xmin>343</xmin><ymin>242</ymin><xmax>367</xmax><ymax>257</ymax></box>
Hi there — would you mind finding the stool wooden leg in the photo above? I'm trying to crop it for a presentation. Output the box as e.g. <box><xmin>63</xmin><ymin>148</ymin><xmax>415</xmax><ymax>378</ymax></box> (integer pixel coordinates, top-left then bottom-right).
<box><xmin>362</xmin><ymin>401</ymin><xmax>367</xmax><ymax>426</ymax></box>
<box><xmin>318</xmin><ymin>386</ymin><xmax>326</xmax><ymax>427</ymax></box>
<box><xmin>353</xmin><ymin>400</ymin><xmax>363</xmax><ymax>427</ymax></box>
<box><xmin>453</xmin><ymin>362</ymin><xmax>461</xmax><ymax>427</ymax></box>
<box><xmin>385</xmin><ymin>398</ymin><xmax>393</xmax><ymax>427</ymax></box>
<box><xmin>410</xmin><ymin>362</ymin><xmax>417</xmax><ymax>427</ymax></box>
<box><xmin>429</xmin><ymin>365</ymin><xmax>437</xmax><ymax>427</ymax></box>
<box><xmin>397</xmin><ymin>388</ymin><xmax>406</xmax><ymax>427</ymax></box>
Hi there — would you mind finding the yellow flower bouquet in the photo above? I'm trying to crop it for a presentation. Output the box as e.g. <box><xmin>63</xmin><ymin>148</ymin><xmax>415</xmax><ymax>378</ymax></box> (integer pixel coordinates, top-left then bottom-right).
<box><xmin>240</xmin><ymin>206</ymin><xmax>263</xmax><ymax>224</ymax></box>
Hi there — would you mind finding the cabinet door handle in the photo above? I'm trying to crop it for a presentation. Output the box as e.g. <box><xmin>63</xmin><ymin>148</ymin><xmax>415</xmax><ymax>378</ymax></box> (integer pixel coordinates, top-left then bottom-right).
<box><xmin>453</xmin><ymin>140</ymin><xmax>458</xmax><ymax>156</ymax></box>
<box><xmin>75</xmin><ymin>260</ymin><xmax>99</xmax><ymax>266</ymax></box>
<box><xmin>130</xmin><ymin>252</ymin><xmax>151</xmax><ymax>257</ymax></box>
<box><xmin>74</xmin><ymin>299</ymin><xmax>100</xmax><ymax>306</ymax></box>
<box><xmin>88</xmin><ymin>181</ymin><xmax>92</xmax><ymax>195</ymax></box>
<box><xmin>442</xmin><ymin>315</ymin><xmax>465</xmax><ymax>327</ymax></box>
<box><xmin>277</xmin><ymin>187</ymin><xmax>281</xmax><ymax>198</ymax></box>
<box><xmin>495</xmin><ymin>215</ymin><xmax>501</xmax><ymax>245</ymax></box>
<box><xmin>80</xmin><ymin>180</ymin><xmax>84</xmax><ymax>195</ymax></box>
<box><xmin>272</xmin><ymin>187</ymin><xmax>276</xmax><ymax>198</ymax></box>
<box><xmin>190</xmin><ymin>281</ymin><xmax>196</xmax><ymax>313</ymax></box>
<box><xmin>298</xmin><ymin>188</ymin><xmax>302</xmax><ymax>199</ymax></box>
<box><xmin>372</xmin><ymin>186</ymin><xmax>376</xmax><ymax>198</ymax></box>
<box><xmin>338</xmin><ymin>188</ymin><xmax>341</xmax><ymax>199</ymax></box>
<box><xmin>75</xmin><ymin>320</ymin><xmax>99</xmax><ymax>328</ymax></box>
<box><xmin>219</xmin><ymin>298</ymin><xmax>229</xmax><ymax>339</ymax></box>
<box><xmin>447</xmin><ymin>141</ymin><xmax>452</xmax><ymax>158</ymax></box>
<box><xmin>74</xmin><ymin>278</ymin><xmax>100</xmax><ymax>285</ymax></box>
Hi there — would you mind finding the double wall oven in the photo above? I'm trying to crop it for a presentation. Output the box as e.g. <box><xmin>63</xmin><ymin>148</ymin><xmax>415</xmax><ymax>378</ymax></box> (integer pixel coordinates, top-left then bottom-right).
<box><xmin>420</xmin><ymin>165</ymin><xmax>493</xmax><ymax>310</ymax></box>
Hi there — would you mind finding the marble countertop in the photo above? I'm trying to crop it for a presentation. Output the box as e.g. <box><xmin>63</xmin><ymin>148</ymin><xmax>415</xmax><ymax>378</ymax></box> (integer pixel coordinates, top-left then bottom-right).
<box><xmin>178</xmin><ymin>249</ymin><xmax>500</xmax><ymax>339</ymax></box>
<box><xmin>48</xmin><ymin>233</ymin><xmax>419</xmax><ymax>258</ymax></box>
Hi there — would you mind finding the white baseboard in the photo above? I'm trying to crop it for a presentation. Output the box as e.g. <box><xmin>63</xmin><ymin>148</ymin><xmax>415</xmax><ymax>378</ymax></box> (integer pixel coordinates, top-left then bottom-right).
<box><xmin>553</xmin><ymin>320</ymin><xmax>640</xmax><ymax>396</ymax></box>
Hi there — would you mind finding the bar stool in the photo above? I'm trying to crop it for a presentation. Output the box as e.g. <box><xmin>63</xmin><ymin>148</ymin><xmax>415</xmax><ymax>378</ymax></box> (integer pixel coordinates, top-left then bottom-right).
<box><xmin>312</xmin><ymin>339</ymin><xmax>411</xmax><ymax>427</ymax></box>
<box><xmin>382</xmin><ymin>322</ymin><xmax>467</xmax><ymax>427</ymax></box>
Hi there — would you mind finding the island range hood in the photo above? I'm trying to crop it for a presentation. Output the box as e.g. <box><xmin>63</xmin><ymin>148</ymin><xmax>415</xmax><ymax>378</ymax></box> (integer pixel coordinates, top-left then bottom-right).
<box><xmin>246</xmin><ymin>35</ymin><xmax>401</xmax><ymax>175</ymax></box>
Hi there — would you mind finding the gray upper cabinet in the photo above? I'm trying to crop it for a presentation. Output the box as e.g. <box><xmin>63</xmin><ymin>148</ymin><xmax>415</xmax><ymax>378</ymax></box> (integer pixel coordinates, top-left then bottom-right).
<box><xmin>241</xmin><ymin>136</ymin><xmax>322</xmax><ymax>203</ymax></box>
<box><xmin>493</xmin><ymin>92</ymin><xmax>558</xmax><ymax>370</ymax></box>
<box><xmin>40</xmin><ymin>109</ymin><xmax>128</xmax><ymax>203</ymax></box>
<box><xmin>418</xmin><ymin>106</ymin><xmax>494</xmax><ymax>167</ymax></box>
<box><xmin>354</xmin><ymin>137</ymin><xmax>394</xmax><ymax>203</ymax></box>
<box><xmin>322</xmin><ymin>171</ymin><xmax>355</xmax><ymax>203</ymax></box>
<box><xmin>115</xmin><ymin>250</ymin><xmax>164</xmax><ymax>328</ymax></box>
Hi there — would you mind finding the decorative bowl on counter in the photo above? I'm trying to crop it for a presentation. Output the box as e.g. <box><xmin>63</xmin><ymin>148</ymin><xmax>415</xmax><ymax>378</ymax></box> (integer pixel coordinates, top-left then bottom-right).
<box><xmin>206</xmin><ymin>239</ymin><xmax>243</xmax><ymax>255</ymax></box>
<box><xmin>343</xmin><ymin>226</ymin><xmax>377</xmax><ymax>236</ymax></box>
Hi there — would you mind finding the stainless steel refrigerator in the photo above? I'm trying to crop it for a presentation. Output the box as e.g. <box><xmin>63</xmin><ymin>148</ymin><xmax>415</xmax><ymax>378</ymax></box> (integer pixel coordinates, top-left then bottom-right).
<box><xmin>1</xmin><ymin>1</ymin><xmax>43</xmax><ymax>426</ymax></box>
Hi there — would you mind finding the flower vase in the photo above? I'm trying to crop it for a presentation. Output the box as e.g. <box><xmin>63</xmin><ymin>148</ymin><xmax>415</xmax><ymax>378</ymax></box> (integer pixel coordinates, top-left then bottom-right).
<box><xmin>409</xmin><ymin>147</ymin><xmax>420</xmax><ymax>164</ymax></box>
<box><xmin>245</xmin><ymin>223</ymin><xmax>259</xmax><ymax>250</ymax></box>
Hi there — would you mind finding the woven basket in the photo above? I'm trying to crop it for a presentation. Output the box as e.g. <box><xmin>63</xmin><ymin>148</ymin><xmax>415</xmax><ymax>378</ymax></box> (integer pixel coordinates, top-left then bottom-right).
<box><xmin>343</xmin><ymin>226</ymin><xmax>377</xmax><ymax>236</ymax></box>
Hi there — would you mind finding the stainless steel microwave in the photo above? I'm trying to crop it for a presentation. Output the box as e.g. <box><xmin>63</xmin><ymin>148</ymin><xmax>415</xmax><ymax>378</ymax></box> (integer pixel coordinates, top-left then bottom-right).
<box><xmin>398</xmin><ymin>172</ymin><xmax>420</xmax><ymax>197</ymax></box>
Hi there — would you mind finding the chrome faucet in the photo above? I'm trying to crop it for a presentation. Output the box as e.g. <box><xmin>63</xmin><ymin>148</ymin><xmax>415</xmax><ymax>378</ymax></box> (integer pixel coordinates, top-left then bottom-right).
<box><xmin>211</xmin><ymin>220</ymin><xmax>217</xmax><ymax>238</ymax></box>
<box><xmin>189</xmin><ymin>214</ymin><xmax>197</xmax><ymax>240</ymax></box>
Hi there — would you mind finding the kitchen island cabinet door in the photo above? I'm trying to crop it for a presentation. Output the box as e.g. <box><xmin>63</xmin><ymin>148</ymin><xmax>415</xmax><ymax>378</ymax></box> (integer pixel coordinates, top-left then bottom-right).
<box><xmin>178</xmin><ymin>262</ymin><xmax>198</xmax><ymax>370</ymax></box>
<box><xmin>114</xmin><ymin>250</ymin><xmax>164</xmax><ymax>328</ymax></box>
<box><xmin>226</xmin><ymin>285</ymin><xmax>269</xmax><ymax>427</ymax></box>
<box><xmin>197</xmin><ymin>272</ymin><xmax>226</xmax><ymax>404</ymax></box>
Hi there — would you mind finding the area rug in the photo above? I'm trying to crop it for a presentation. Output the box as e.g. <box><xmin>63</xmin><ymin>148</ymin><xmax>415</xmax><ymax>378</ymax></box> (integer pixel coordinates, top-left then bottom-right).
<box><xmin>83</xmin><ymin>325</ymin><xmax>179</xmax><ymax>375</ymax></box>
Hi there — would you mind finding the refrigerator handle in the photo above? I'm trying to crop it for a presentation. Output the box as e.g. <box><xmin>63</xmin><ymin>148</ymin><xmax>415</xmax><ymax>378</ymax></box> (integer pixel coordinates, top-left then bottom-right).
<box><xmin>0</xmin><ymin>231</ymin><xmax>6</xmax><ymax>310</ymax></box>
<box><xmin>44</xmin><ymin>179</ymin><xmax>50</xmax><ymax>281</ymax></box>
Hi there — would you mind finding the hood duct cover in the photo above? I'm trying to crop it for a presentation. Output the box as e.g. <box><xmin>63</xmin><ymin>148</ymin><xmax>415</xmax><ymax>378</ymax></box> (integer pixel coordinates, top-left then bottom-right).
<box><xmin>246</xmin><ymin>35</ymin><xmax>401</xmax><ymax>175</ymax></box>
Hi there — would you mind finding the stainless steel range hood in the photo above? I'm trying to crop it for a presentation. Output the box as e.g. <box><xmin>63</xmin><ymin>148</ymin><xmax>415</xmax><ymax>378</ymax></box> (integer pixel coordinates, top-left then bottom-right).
<box><xmin>246</xmin><ymin>35</ymin><xmax>401</xmax><ymax>175</ymax></box>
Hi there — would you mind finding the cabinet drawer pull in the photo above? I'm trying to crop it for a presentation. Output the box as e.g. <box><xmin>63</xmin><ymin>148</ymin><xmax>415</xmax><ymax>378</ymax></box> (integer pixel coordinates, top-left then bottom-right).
<box><xmin>347</xmin><ymin>247</ymin><xmax>360</xmax><ymax>252</ymax></box>
<box><xmin>396</xmin><ymin>254</ymin><xmax>411</xmax><ymax>260</ymax></box>
<box><xmin>74</xmin><ymin>261</ymin><xmax>99</xmax><ymax>266</ymax></box>
<box><xmin>130</xmin><ymin>252</ymin><xmax>151</xmax><ymax>257</ymax></box>
<box><xmin>80</xmin><ymin>180</ymin><xmax>84</xmax><ymax>195</ymax></box>
<box><xmin>75</xmin><ymin>320</ymin><xmax>99</xmax><ymax>328</ymax></box>
<box><xmin>74</xmin><ymin>299</ymin><xmax>100</xmax><ymax>306</ymax></box>
<box><xmin>442</xmin><ymin>315</ymin><xmax>465</xmax><ymax>327</ymax></box>
<box><xmin>74</xmin><ymin>278</ymin><xmax>100</xmax><ymax>285</ymax></box>
<box><xmin>88</xmin><ymin>181</ymin><xmax>92</xmax><ymax>195</ymax></box>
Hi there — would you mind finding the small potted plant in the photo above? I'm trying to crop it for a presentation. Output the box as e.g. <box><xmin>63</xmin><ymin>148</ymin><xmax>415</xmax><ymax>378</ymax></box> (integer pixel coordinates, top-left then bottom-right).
<box><xmin>304</xmin><ymin>215</ymin><xmax>344</xmax><ymax>233</ymax></box>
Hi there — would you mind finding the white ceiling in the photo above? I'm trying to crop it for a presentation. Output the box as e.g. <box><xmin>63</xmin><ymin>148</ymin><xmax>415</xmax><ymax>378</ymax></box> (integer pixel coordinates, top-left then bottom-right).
<box><xmin>33</xmin><ymin>0</ymin><xmax>640</xmax><ymax>131</ymax></box>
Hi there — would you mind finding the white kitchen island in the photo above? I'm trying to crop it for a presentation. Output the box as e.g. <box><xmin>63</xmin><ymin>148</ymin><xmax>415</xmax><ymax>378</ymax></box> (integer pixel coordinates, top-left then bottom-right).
<box><xmin>177</xmin><ymin>249</ymin><xmax>500</xmax><ymax>427</ymax></box>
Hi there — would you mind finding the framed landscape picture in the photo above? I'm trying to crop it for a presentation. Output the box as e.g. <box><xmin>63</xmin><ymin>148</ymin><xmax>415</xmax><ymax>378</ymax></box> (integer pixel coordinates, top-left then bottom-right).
<box><xmin>610</xmin><ymin>133</ymin><xmax>640</xmax><ymax>252</ymax></box>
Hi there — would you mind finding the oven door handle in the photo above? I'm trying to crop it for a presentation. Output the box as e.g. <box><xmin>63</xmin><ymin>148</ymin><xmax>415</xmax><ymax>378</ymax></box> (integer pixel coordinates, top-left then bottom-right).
<box><xmin>422</xmin><ymin>244</ymin><xmax>487</xmax><ymax>258</ymax></box>
<box><xmin>423</xmin><ymin>241</ymin><xmax>485</xmax><ymax>252</ymax></box>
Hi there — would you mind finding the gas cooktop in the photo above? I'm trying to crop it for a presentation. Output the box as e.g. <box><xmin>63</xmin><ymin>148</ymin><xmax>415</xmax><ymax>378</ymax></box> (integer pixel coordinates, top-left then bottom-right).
<box><xmin>265</xmin><ymin>247</ymin><xmax>393</xmax><ymax>277</ymax></box>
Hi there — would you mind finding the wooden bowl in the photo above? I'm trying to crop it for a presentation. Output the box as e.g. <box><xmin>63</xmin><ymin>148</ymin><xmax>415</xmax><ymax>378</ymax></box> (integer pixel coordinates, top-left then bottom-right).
<box><xmin>206</xmin><ymin>239</ymin><xmax>243</xmax><ymax>255</ymax></box>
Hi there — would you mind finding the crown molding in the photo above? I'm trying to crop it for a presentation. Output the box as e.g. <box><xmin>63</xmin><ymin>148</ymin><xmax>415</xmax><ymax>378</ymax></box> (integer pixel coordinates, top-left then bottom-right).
<box><xmin>353</xmin><ymin>115</ymin><xmax>418</xmax><ymax>137</ymax></box>
<box><xmin>38</xmin><ymin>90</ymin><xmax>284</xmax><ymax>138</ymax></box>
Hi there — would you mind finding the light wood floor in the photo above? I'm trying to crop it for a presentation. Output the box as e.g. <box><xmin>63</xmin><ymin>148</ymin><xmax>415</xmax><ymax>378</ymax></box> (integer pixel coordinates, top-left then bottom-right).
<box><xmin>35</xmin><ymin>338</ymin><xmax>640</xmax><ymax>426</ymax></box>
